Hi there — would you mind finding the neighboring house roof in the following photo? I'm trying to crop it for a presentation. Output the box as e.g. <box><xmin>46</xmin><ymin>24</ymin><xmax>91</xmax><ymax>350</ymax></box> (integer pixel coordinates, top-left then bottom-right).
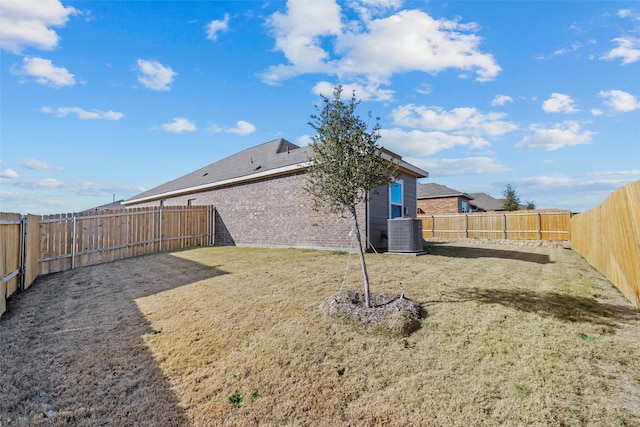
<box><xmin>468</xmin><ymin>193</ymin><xmax>505</xmax><ymax>211</ymax></box>
<box><xmin>124</xmin><ymin>138</ymin><xmax>427</xmax><ymax>205</ymax></box>
<box><xmin>85</xmin><ymin>199</ymin><xmax>126</xmax><ymax>212</ymax></box>
<box><xmin>417</xmin><ymin>183</ymin><xmax>472</xmax><ymax>200</ymax></box>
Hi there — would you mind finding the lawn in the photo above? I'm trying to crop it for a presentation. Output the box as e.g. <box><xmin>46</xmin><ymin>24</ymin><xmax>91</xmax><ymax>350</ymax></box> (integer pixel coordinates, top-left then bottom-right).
<box><xmin>1</xmin><ymin>242</ymin><xmax>639</xmax><ymax>426</ymax></box>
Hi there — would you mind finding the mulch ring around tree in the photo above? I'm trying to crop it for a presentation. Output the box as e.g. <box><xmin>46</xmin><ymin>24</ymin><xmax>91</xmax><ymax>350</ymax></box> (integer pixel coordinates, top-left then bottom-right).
<box><xmin>319</xmin><ymin>290</ymin><xmax>426</xmax><ymax>336</ymax></box>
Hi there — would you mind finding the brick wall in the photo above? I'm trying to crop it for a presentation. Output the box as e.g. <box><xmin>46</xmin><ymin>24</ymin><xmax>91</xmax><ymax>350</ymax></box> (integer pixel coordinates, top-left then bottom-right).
<box><xmin>129</xmin><ymin>171</ymin><xmax>367</xmax><ymax>251</ymax></box>
<box><xmin>417</xmin><ymin>197</ymin><xmax>461</xmax><ymax>214</ymax></box>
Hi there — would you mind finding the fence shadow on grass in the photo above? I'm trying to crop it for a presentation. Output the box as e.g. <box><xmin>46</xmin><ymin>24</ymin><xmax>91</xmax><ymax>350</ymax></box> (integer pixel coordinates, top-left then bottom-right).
<box><xmin>424</xmin><ymin>243</ymin><xmax>553</xmax><ymax>265</ymax></box>
<box><xmin>0</xmin><ymin>251</ymin><xmax>227</xmax><ymax>425</ymax></box>
<box><xmin>441</xmin><ymin>287</ymin><xmax>639</xmax><ymax>328</ymax></box>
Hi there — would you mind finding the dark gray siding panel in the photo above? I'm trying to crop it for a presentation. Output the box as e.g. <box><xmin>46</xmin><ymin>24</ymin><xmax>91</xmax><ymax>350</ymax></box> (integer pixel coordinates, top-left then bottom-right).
<box><xmin>368</xmin><ymin>184</ymin><xmax>389</xmax><ymax>251</ymax></box>
<box><xmin>403</xmin><ymin>173</ymin><xmax>418</xmax><ymax>218</ymax></box>
<box><xmin>367</xmin><ymin>171</ymin><xmax>418</xmax><ymax>251</ymax></box>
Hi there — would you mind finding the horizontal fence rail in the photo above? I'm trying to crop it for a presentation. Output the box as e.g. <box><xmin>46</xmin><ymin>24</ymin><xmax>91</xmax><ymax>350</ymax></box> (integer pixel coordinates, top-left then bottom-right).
<box><xmin>571</xmin><ymin>181</ymin><xmax>640</xmax><ymax>309</ymax></box>
<box><xmin>418</xmin><ymin>210</ymin><xmax>572</xmax><ymax>241</ymax></box>
<box><xmin>39</xmin><ymin>206</ymin><xmax>215</xmax><ymax>274</ymax></box>
<box><xmin>1</xmin><ymin>206</ymin><xmax>214</xmax><ymax>317</ymax></box>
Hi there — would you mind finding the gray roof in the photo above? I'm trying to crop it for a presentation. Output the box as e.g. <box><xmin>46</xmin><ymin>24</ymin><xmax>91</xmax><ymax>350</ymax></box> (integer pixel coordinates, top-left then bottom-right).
<box><xmin>468</xmin><ymin>193</ymin><xmax>505</xmax><ymax>211</ymax></box>
<box><xmin>84</xmin><ymin>199</ymin><xmax>126</xmax><ymax>212</ymax></box>
<box><xmin>417</xmin><ymin>183</ymin><xmax>472</xmax><ymax>200</ymax></box>
<box><xmin>125</xmin><ymin>138</ymin><xmax>311</xmax><ymax>204</ymax></box>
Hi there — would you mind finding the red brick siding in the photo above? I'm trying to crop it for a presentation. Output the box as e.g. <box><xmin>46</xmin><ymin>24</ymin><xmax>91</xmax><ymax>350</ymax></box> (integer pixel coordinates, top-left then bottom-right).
<box><xmin>417</xmin><ymin>197</ymin><xmax>461</xmax><ymax>214</ymax></box>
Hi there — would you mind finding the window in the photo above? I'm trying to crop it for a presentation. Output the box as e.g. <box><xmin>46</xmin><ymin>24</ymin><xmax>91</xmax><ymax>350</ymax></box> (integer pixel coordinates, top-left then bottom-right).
<box><xmin>389</xmin><ymin>180</ymin><xmax>403</xmax><ymax>219</ymax></box>
<box><xmin>461</xmin><ymin>200</ymin><xmax>469</xmax><ymax>213</ymax></box>
<box><xmin>188</xmin><ymin>198</ymin><xmax>197</xmax><ymax>206</ymax></box>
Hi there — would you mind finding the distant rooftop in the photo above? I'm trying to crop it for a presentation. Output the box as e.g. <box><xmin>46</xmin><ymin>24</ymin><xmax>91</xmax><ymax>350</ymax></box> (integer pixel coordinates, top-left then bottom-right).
<box><xmin>417</xmin><ymin>183</ymin><xmax>472</xmax><ymax>200</ymax></box>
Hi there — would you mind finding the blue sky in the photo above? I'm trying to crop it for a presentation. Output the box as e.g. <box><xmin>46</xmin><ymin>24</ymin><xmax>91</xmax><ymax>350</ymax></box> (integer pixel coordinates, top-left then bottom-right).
<box><xmin>1</xmin><ymin>0</ymin><xmax>639</xmax><ymax>215</ymax></box>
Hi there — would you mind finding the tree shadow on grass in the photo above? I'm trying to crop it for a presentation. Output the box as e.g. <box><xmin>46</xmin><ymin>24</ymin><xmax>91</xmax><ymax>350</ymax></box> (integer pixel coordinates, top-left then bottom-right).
<box><xmin>424</xmin><ymin>243</ymin><xmax>554</xmax><ymax>265</ymax></box>
<box><xmin>434</xmin><ymin>287</ymin><xmax>640</xmax><ymax>328</ymax></box>
<box><xmin>0</xmin><ymin>251</ymin><xmax>227</xmax><ymax>426</ymax></box>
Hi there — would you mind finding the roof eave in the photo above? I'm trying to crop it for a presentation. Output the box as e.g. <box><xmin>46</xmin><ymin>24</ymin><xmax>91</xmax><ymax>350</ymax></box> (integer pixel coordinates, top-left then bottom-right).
<box><xmin>380</xmin><ymin>151</ymin><xmax>428</xmax><ymax>178</ymax></box>
<box><xmin>123</xmin><ymin>161</ymin><xmax>312</xmax><ymax>205</ymax></box>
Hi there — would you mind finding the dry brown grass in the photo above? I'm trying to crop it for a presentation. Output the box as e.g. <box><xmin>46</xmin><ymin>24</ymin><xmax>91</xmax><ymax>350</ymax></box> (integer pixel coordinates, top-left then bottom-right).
<box><xmin>1</xmin><ymin>242</ymin><xmax>639</xmax><ymax>426</ymax></box>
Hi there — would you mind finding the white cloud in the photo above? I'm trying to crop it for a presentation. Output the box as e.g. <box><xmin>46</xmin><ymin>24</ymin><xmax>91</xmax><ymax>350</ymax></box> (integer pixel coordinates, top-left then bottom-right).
<box><xmin>13</xmin><ymin>178</ymin><xmax>65</xmax><ymax>189</ymax></box>
<box><xmin>380</xmin><ymin>128</ymin><xmax>489</xmax><ymax>157</ymax></box>
<box><xmin>206</xmin><ymin>13</ymin><xmax>230</xmax><ymax>41</ymax></box>
<box><xmin>349</xmin><ymin>0</ymin><xmax>402</xmax><ymax>21</ymax></box>
<box><xmin>542</xmin><ymin>93</ymin><xmax>578</xmax><ymax>113</ymax></box>
<box><xmin>514</xmin><ymin>173</ymin><xmax>639</xmax><ymax>202</ymax></box>
<box><xmin>295</xmin><ymin>134</ymin><xmax>312</xmax><ymax>146</ymax></box>
<box><xmin>491</xmin><ymin>95</ymin><xmax>513</xmax><ymax>106</ymax></box>
<box><xmin>41</xmin><ymin>106</ymin><xmax>123</xmax><ymax>120</ymax></box>
<box><xmin>583</xmin><ymin>169</ymin><xmax>640</xmax><ymax>178</ymax></box>
<box><xmin>391</xmin><ymin>104</ymin><xmax>518</xmax><ymax>137</ymax></box>
<box><xmin>0</xmin><ymin>169</ymin><xmax>19</xmax><ymax>179</ymax></box>
<box><xmin>206</xmin><ymin>124</ymin><xmax>223</xmax><ymax>134</ymax></box>
<box><xmin>12</xmin><ymin>57</ymin><xmax>75</xmax><ymax>87</ymax></box>
<box><xmin>226</xmin><ymin>120</ymin><xmax>256</xmax><ymax>135</ymax></box>
<box><xmin>410</xmin><ymin>156</ymin><xmax>511</xmax><ymax>176</ymax></box>
<box><xmin>617</xmin><ymin>9</ymin><xmax>634</xmax><ymax>19</ymax></box>
<box><xmin>598</xmin><ymin>89</ymin><xmax>640</xmax><ymax>112</ymax></box>
<box><xmin>22</xmin><ymin>158</ymin><xmax>62</xmax><ymax>170</ymax></box>
<box><xmin>6</xmin><ymin>177</ymin><xmax>145</xmax><ymax>197</ymax></box>
<box><xmin>553</xmin><ymin>42</ymin><xmax>581</xmax><ymax>56</ymax></box>
<box><xmin>135</xmin><ymin>59</ymin><xmax>177</xmax><ymax>91</ymax></box>
<box><xmin>516</xmin><ymin>121</ymin><xmax>595</xmax><ymax>151</ymax></box>
<box><xmin>496</xmin><ymin>174</ymin><xmax>640</xmax><ymax>211</ymax></box>
<box><xmin>337</xmin><ymin>10</ymin><xmax>500</xmax><ymax>83</ymax></box>
<box><xmin>264</xmin><ymin>0</ymin><xmax>342</xmax><ymax>83</ymax></box>
<box><xmin>312</xmin><ymin>81</ymin><xmax>394</xmax><ymax>101</ymax></box>
<box><xmin>601</xmin><ymin>37</ymin><xmax>640</xmax><ymax>64</ymax></box>
<box><xmin>262</xmin><ymin>2</ymin><xmax>500</xmax><ymax>87</ymax></box>
<box><xmin>0</xmin><ymin>0</ymin><xmax>78</xmax><ymax>53</ymax></box>
<box><xmin>415</xmin><ymin>84</ymin><xmax>432</xmax><ymax>95</ymax></box>
<box><xmin>160</xmin><ymin>117</ymin><xmax>197</xmax><ymax>133</ymax></box>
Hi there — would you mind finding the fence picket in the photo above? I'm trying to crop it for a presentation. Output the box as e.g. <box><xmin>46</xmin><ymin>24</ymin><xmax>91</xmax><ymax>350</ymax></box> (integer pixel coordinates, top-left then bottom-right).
<box><xmin>418</xmin><ymin>210</ymin><xmax>571</xmax><ymax>241</ymax></box>
<box><xmin>571</xmin><ymin>181</ymin><xmax>640</xmax><ymax>309</ymax></box>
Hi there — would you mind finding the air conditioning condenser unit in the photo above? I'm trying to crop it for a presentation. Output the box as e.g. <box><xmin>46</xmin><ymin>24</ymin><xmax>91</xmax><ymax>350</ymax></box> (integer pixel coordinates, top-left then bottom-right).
<box><xmin>387</xmin><ymin>218</ymin><xmax>423</xmax><ymax>253</ymax></box>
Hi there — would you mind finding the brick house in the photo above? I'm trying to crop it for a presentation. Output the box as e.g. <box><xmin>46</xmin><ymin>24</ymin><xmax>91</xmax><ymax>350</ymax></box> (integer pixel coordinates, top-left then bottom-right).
<box><xmin>123</xmin><ymin>138</ymin><xmax>428</xmax><ymax>251</ymax></box>
<box><xmin>417</xmin><ymin>183</ymin><xmax>477</xmax><ymax>214</ymax></box>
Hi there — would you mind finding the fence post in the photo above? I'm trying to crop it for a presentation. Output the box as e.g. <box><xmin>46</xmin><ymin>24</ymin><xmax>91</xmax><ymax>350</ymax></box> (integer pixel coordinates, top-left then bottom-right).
<box><xmin>19</xmin><ymin>216</ymin><xmax>26</xmax><ymax>291</ymax></box>
<box><xmin>465</xmin><ymin>214</ymin><xmax>469</xmax><ymax>239</ymax></box>
<box><xmin>209</xmin><ymin>206</ymin><xmax>214</xmax><ymax>246</ymax></box>
<box><xmin>502</xmin><ymin>214</ymin><xmax>506</xmax><ymax>240</ymax></box>
<box><xmin>431</xmin><ymin>215</ymin><xmax>435</xmax><ymax>238</ymax></box>
<box><xmin>158</xmin><ymin>207</ymin><xmax>163</xmax><ymax>252</ymax></box>
<box><xmin>537</xmin><ymin>212</ymin><xmax>542</xmax><ymax>240</ymax></box>
<box><xmin>71</xmin><ymin>215</ymin><xmax>77</xmax><ymax>270</ymax></box>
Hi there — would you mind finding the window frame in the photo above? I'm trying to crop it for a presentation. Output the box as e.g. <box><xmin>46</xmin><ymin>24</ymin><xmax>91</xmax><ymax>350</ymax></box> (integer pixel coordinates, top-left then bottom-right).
<box><xmin>389</xmin><ymin>180</ymin><xmax>404</xmax><ymax>219</ymax></box>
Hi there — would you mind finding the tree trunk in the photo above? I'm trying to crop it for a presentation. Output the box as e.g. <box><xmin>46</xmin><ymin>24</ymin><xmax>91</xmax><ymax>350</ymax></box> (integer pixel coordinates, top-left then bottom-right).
<box><xmin>351</xmin><ymin>209</ymin><xmax>371</xmax><ymax>307</ymax></box>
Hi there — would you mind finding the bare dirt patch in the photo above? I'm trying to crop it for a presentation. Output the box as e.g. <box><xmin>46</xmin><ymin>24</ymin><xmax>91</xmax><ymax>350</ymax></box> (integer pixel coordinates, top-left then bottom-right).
<box><xmin>1</xmin><ymin>243</ymin><xmax>639</xmax><ymax>426</ymax></box>
<box><xmin>320</xmin><ymin>290</ymin><xmax>425</xmax><ymax>335</ymax></box>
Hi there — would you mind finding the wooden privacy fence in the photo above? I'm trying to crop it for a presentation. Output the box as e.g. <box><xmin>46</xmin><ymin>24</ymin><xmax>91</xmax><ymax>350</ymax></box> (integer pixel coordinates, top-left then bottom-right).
<box><xmin>1</xmin><ymin>213</ymin><xmax>39</xmax><ymax>316</ymax></box>
<box><xmin>1</xmin><ymin>206</ymin><xmax>215</xmax><ymax>317</ymax></box>
<box><xmin>418</xmin><ymin>210</ymin><xmax>572</xmax><ymax>241</ymax></box>
<box><xmin>571</xmin><ymin>180</ymin><xmax>640</xmax><ymax>309</ymax></box>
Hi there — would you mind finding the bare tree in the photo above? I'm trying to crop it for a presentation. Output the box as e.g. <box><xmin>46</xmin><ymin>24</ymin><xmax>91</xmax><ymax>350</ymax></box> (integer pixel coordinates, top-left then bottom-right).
<box><xmin>305</xmin><ymin>85</ymin><xmax>395</xmax><ymax>307</ymax></box>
